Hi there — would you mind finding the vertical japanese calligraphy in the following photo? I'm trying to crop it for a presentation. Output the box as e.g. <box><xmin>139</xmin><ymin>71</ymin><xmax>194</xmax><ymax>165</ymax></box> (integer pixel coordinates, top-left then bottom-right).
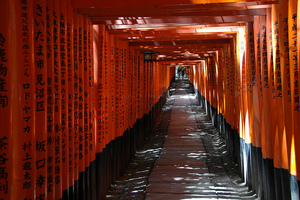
<box><xmin>1</xmin><ymin>1</ymin><xmax>178</xmax><ymax>199</ymax></box>
<box><xmin>83</xmin><ymin>15</ymin><xmax>89</xmax><ymax>170</ymax></box>
<box><xmin>115</xmin><ymin>39</ymin><xmax>121</xmax><ymax>137</ymax></box>
<box><xmin>290</xmin><ymin>0</ymin><xmax>299</xmax><ymax>179</ymax></box>
<box><xmin>110</xmin><ymin>35</ymin><xmax>116</xmax><ymax>141</ymax></box>
<box><xmin>88</xmin><ymin>17</ymin><xmax>95</xmax><ymax>167</ymax></box>
<box><xmin>34</xmin><ymin>0</ymin><xmax>47</xmax><ymax>199</ymax></box>
<box><xmin>0</xmin><ymin>1</ymin><xmax>12</xmax><ymax>199</ymax></box>
<box><xmin>66</xmin><ymin>0</ymin><xmax>75</xmax><ymax>191</ymax></box>
<box><xmin>73</xmin><ymin>10</ymin><xmax>80</xmax><ymax>186</ymax></box>
<box><xmin>53</xmin><ymin>0</ymin><xmax>62</xmax><ymax>198</ymax></box>
<box><xmin>78</xmin><ymin>13</ymin><xmax>85</xmax><ymax>179</ymax></box>
<box><xmin>59</xmin><ymin>0</ymin><xmax>69</xmax><ymax>194</ymax></box>
<box><xmin>46</xmin><ymin>0</ymin><xmax>55</xmax><ymax>198</ymax></box>
<box><xmin>287</xmin><ymin>0</ymin><xmax>297</xmax><ymax>177</ymax></box>
<box><xmin>185</xmin><ymin>2</ymin><xmax>300</xmax><ymax>198</ymax></box>
<box><xmin>137</xmin><ymin>53</ymin><xmax>143</xmax><ymax>119</ymax></box>
<box><xmin>13</xmin><ymin>0</ymin><xmax>35</xmax><ymax>199</ymax></box>
<box><xmin>94</xmin><ymin>24</ymin><xmax>104</xmax><ymax>152</ymax></box>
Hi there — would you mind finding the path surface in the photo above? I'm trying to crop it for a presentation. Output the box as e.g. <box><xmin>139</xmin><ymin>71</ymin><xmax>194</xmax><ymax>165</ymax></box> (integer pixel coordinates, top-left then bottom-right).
<box><xmin>106</xmin><ymin>78</ymin><xmax>258</xmax><ymax>200</ymax></box>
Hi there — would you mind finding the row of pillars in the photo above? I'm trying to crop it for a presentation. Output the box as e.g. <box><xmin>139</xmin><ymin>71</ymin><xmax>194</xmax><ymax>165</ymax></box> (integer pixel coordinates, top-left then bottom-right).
<box><xmin>0</xmin><ymin>0</ymin><xmax>175</xmax><ymax>199</ymax></box>
<box><xmin>187</xmin><ymin>0</ymin><xmax>300</xmax><ymax>198</ymax></box>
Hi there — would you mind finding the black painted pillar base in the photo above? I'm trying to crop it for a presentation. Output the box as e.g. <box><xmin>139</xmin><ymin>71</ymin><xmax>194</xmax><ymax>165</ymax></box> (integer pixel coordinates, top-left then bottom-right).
<box><xmin>257</xmin><ymin>148</ymin><xmax>264</xmax><ymax>198</ymax></box>
<box><xmin>262</xmin><ymin>158</ymin><xmax>275</xmax><ymax>200</ymax></box>
<box><xmin>61</xmin><ymin>86</ymin><xmax>174</xmax><ymax>200</ymax></box>
<box><xmin>90</xmin><ymin>159</ymin><xmax>97</xmax><ymax>200</ymax></box>
<box><xmin>62</xmin><ymin>185</ymin><xmax>69</xmax><ymax>200</ymax></box>
<box><xmin>78</xmin><ymin>170</ymin><xmax>86</xmax><ymax>200</ymax></box>
<box><xmin>250</xmin><ymin>145</ymin><xmax>258</xmax><ymax>195</ymax></box>
<box><xmin>274</xmin><ymin>167</ymin><xmax>283</xmax><ymax>200</ymax></box>
<box><xmin>85</xmin><ymin>165</ymin><xmax>90</xmax><ymax>200</ymax></box>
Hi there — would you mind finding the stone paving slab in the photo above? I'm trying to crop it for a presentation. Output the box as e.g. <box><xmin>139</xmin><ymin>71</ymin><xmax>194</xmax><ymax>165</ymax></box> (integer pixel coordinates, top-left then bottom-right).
<box><xmin>167</xmin><ymin>126</ymin><xmax>198</xmax><ymax>129</ymax></box>
<box><xmin>148</xmin><ymin>175</ymin><xmax>212</xmax><ymax>184</ymax></box>
<box><xmin>147</xmin><ymin>183</ymin><xmax>219</xmax><ymax>194</ymax></box>
<box><xmin>159</xmin><ymin>152</ymin><xmax>207</xmax><ymax>157</ymax></box>
<box><xmin>154</xmin><ymin>159</ymin><xmax>206</xmax><ymax>167</ymax></box>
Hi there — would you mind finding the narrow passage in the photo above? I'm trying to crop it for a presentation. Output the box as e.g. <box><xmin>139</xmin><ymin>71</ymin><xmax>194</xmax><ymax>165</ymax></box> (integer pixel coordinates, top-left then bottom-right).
<box><xmin>106</xmin><ymin>78</ymin><xmax>258</xmax><ymax>199</ymax></box>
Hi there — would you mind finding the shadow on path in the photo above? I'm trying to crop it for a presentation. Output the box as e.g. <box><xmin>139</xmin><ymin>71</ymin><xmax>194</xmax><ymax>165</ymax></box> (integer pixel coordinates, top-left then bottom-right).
<box><xmin>106</xmin><ymin>78</ymin><xmax>258</xmax><ymax>200</ymax></box>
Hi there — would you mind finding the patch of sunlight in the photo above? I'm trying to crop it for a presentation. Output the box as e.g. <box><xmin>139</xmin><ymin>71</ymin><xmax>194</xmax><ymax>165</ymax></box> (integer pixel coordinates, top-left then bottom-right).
<box><xmin>174</xmin><ymin>177</ymin><xmax>184</xmax><ymax>181</ymax></box>
<box><xmin>290</xmin><ymin>136</ymin><xmax>297</xmax><ymax>176</ymax></box>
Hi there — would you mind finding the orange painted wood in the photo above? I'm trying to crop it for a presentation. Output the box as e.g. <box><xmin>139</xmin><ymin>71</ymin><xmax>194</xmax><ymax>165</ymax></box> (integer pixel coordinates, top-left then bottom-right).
<box><xmin>84</xmin><ymin>15</ymin><xmax>90</xmax><ymax>168</ymax></box>
<box><xmin>123</xmin><ymin>41</ymin><xmax>129</xmax><ymax>133</ymax></box>
<box><xmin>66</xmin><ymin>0</ymin><xmax>75</xmax><ymax>187</ymax></box>
<box><xmin>72</xmin><ymin>0</ymin><xmax>276</xmax><ymax>9</ymax></box>
<box><xmin>94</xmin><ymin>24</ymin><xmax>105</xmax><ymax>152</ymax></box>
<box><xmin>295</xmin><ymin>0</ymin><xmax>300</xmax><ymax>180</ymax></box>
<box><xmin>73</xmin><ymin>9</ymin><xmax>80</xmax><ymax>182</ymax></box>
<box><xmin>12</xmin><ymin>0</ymin><xmax>36</xmax><ymax>199</ymax></box>
<box><xmin>33</xmin><ymin>0</ymin><xmax>48</xmax><ymax>198</ymax></box>
<box><xmin>109</xmin><ymin>35</ymin><xmax>116</xmax><ymax>141</ymax></box>
<box><xmin>102</xmin><ymin>31</ymin><xmax>109</xmax><ymax>143</ymax></box>
<box><xmin>134</xmin><ymin>51</ymin><xmax>139</xmax><ymax>120</ymax></box>
<box><xmin>270</xmin><ymin>3</ymin><xmax>284</xmax><ymax>169</ymax></box>
<box><xmin>120</xmin><ymin>39</ymin><xmax>125</xmax><ymax>135</ymax></box>
<box><xmin>264</xmin><ymin>8</ymin><xmax>276</xmax><ymax>160</ymax></box>
<box><xmin>128</xmin><ymin>47</ymin><xmax>134</xmax><ymax>128</ymax></box>
<box><xmin>223</xmin><ymin>45</ymin><xmax>231</xmax><ymax>127</ymax></box>
<box><xmin>216</xmin><ymin>50</ymin><xmax>222</xmax><ymax>115</ymax></box>
<box><xmin>124</xmin><ymin>41</ymin><xmax>130</xmax><ymax>131</ymax></box>
<box><xmin>253</xmin><ymin>16</ymin><xmax>263</xmax><ymax>149</ymax></box>
<box><xmin>259</xmin><ymin>15</ymin><xmax>267</xmax><ymax>158</ymax></box>
<box><xmin>145</xmin><ymin>61</ymin><xmax>149</xmax><ymax>114</ymax></box>
<box><xmin>137</xmin><ymin>53</ymin><xmax>144</xmax><ymax>119</ymax></box>
<box><xmin>53</xmin><ymin>0</ymin><xmax>63</xmax><ymax>197</ymax></box>
<box><xmin>78</xmin><ymin>13</ymin><xmax>85</xmax><ymax>172</ymax></box>
<box><xmin>287</xmin><ymin>0</ymin><xmax>297</xmax><ymax>177</ymax></box>
<box><xmin>46</xmin><ymin>0</ymin><xmax>56</xmax><ymax>198</ymax></box>
<box><xmin>105</xmin><ymin>31</ymin><xmax>113</xmax><ymax>143</ymax></box>
<box><xmin>78</xmin><ymin>5</ymin><xmax>267</xmax><ymax>20</ymax></box>
<box><xmin>0</xmin><ymin>1</ymin><xmax>12</xmax><ymax>199</ymax></box>
<box><xmin>115</xmin><ymin>38</ymin><xmax>122</xmax><ymax>137</ymax></box>
<box><xmin>89</xmin><ymin>18</ymin><xmax>96</xmax><ymax>163</ymax></box>
<box><xmin>239</xmin><ymin>32</ymin><xmax>247</xmax><ymax>143</ymax></box>
<box><xmin>246</xmin><ymin>22</ymin><xmax>255</xmax><ymax>146</ymax></box>
<box><xmin>59</xmin><ymin>0</ymin><xmax>70</xmax><ymax>192</ymax></box>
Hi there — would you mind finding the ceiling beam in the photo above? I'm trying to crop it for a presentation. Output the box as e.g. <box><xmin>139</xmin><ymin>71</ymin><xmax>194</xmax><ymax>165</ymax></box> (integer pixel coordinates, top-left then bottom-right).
<box><xmin>73</xmin><ymin>0</ymin><xmax>276</xmax><ymax>9</ymax></box>
<box><xmin>91</xmin><ymin>16</ymin><xmax>254</xmax><ymax>27</ymax></box>
<box><xmin>129</xmin><ymin>38</ymin><xmax>232</xmax><ymax>46</ymax></box>
<box><xmin>85</xmin><ymin>8</ymin><xmax>266</xmax><ymax>20</ymax></box>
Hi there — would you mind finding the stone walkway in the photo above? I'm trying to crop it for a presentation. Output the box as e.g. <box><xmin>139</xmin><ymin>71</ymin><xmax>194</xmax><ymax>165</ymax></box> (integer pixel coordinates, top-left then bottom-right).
<box><xmin>106</xmin><ymin>78</ymin><xmax>258</xmax><ymax>199</ymax></box>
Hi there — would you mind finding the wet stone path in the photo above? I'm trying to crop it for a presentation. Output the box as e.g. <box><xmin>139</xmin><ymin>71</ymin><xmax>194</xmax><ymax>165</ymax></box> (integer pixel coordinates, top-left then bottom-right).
<box><xmin>106</xmin><ymin>78</ymin><xmax>258</xmax><ymax>200</ymax></box>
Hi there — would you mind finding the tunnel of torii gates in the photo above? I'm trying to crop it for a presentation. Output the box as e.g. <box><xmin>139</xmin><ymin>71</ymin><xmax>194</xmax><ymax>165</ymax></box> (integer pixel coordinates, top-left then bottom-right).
<box><xmin>2</xmin><ymin>0</ymin><xmax>300</xmax><ymax>199</ymax></box>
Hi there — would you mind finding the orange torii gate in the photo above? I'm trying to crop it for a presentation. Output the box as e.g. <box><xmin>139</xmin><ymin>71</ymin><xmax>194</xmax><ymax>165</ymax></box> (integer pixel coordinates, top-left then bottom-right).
<box><xmin>187</xmin><ymin>2</ymin><xmax>299</xmax><ymax>199</ymax></box>
<box><xmin>0</xmin><ymin>1</ymin><xmax>175</xmax><ymax>199</ymax></box>
<box><xmin>2</xmin><ymin>0</ymin><xmax>300</xmax><ymax>199</ymax></box>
